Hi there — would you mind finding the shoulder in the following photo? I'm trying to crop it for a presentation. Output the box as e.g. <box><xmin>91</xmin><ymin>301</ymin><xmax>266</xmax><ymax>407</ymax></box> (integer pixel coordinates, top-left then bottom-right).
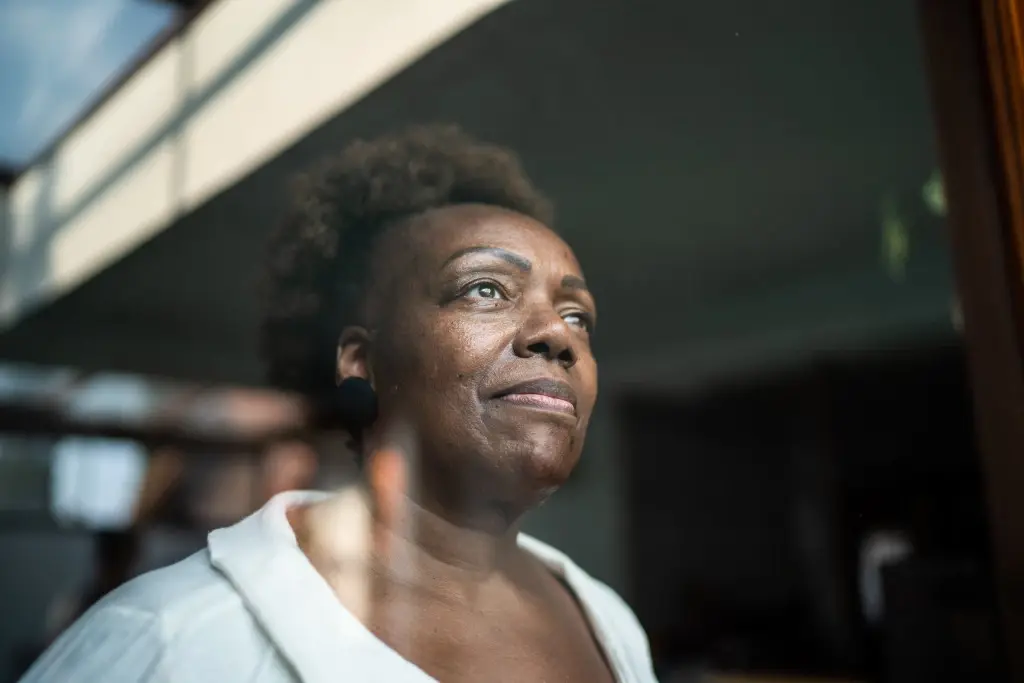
<box><xmin>518</xmin><ymin>535</ymin><xmax>657</xmax><ymax>681</ymax></box>
<box><xmin>20</xmin><ymin>551</ymin><xmax>283</xmax><ymax>683</ymax></box>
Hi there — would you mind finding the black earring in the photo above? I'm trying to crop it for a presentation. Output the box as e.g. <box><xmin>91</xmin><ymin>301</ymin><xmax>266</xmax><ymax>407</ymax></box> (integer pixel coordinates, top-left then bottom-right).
<box><xmin>336</xmin><ymin>377</ymin><xmax>378</xmax><ymax>431</ymax></box>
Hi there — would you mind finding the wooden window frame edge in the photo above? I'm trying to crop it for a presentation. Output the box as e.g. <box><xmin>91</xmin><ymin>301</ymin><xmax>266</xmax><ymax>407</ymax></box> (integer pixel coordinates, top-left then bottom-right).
<box><xmin>918</xmin><ymin>0</ymin><xmax>1024</xmax><ymax>680</ymax></box>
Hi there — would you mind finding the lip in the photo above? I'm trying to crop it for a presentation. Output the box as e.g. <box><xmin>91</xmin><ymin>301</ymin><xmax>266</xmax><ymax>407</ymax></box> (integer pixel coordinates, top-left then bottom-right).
<box><xmin>492</xmin><ymin>378</ymin><xmax>577</xmax><ymax>415</ymax></box>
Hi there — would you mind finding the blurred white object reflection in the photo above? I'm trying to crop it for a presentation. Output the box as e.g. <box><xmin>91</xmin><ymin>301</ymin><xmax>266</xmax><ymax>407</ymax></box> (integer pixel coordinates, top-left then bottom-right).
<box><xmin>858</xmin><ymin>530</ymin><xmax>913</xmax><ymax>624</ymax></box>
<box><xmin>51</xmin><ymin>437</ymin><xmax>146</xmax><ymax>528</ymax></box>
<box><xmin>51</xmin><ymin>375</ymin><xmax>154</xmax><ymax>528</ymax></box>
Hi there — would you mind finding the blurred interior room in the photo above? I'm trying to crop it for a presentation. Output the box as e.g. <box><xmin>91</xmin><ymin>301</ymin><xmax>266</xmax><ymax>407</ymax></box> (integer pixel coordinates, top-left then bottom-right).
<box><xmin>0</xmin><ymin>0</ymin><xmax>1022</xmax><ymax>682</ymax></box>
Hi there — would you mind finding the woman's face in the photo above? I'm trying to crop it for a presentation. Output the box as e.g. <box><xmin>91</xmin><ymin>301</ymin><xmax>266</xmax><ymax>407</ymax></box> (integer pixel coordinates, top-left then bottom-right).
<box><xmin>341</xmin><ymin>204</ymin><xmax>598</xmax><ymax>507</ymax></box>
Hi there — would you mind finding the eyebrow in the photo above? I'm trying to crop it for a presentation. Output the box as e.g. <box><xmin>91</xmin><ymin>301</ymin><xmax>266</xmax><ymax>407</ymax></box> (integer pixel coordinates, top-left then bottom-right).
<box><xmin>442</xmin><ymin>246</ymin><xmax>532</xmax><ymax>272</ymax></box>
<box><xmin>561</xmin><ymin>274</ymin><xmax>589</xmax><ymax>292</ymax></box>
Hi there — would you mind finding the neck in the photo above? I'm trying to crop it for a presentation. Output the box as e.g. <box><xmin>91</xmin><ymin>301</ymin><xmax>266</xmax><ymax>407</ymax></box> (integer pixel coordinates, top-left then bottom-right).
<box><xmin>373</xmin><ymin>491</ymin><xmax>523</xmax><ymax>586</ymax></box>
<box><xmin>371</xmin><ymin>443</ymin><xmax>530</xmax><ymax>585</ymax></box>
<box><xmin>295</xmin><ymin>450</ymin><xmax>532</xmax><ymax>611</ymax></box>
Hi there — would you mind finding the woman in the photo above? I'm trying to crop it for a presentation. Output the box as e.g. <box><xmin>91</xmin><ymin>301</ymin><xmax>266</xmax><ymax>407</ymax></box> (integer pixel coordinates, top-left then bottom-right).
<box><xmin>21</xmin><ymin>126</ymin><xmax>657</xmax><ymax>682</ymax></box>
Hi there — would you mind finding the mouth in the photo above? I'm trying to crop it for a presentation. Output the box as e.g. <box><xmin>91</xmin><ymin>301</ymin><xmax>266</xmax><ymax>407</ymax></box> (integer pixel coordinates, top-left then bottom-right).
<box><xmin>492</xmin><ymin>378</ymin><xmax>577</xmax><ymax>416</ymax></box>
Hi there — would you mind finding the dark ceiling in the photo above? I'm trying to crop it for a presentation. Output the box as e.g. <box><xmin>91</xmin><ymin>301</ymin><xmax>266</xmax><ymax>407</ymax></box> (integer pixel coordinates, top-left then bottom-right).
<box><xmin>0</xmin><ymin>0</ymin><xmax>953</xmax><ymax>387</ymax></box>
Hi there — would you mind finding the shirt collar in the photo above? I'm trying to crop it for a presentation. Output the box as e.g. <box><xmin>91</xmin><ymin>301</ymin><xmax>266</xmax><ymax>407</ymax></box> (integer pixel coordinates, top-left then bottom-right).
<box><xmin>208</xmin><ymin>490</ymin><xmax>428</xmax><ymax>683</ymax></box>
<box><xmin>207</xmin><ymin>491</ymin><xmax>621</xmax><ymax>683</ymax></box>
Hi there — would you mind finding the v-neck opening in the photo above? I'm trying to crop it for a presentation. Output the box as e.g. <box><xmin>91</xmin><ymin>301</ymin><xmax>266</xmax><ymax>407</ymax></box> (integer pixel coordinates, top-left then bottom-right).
<box><xmin>211</xmin><ymin>491</ymin><xmax>633</xmax><ymax>683</ymax></box>
<box><xmin>287</xmin><ymin>529</ymin><xmax>625</xmax><ymax>682</ymax></box>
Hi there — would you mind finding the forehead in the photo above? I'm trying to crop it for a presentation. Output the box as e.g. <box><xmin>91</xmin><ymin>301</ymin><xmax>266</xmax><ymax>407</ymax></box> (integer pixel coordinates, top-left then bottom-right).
<box><xmin>395</xmin><ymin>204</ymin><xmax>583</xmax><ymax>275</ymax></box>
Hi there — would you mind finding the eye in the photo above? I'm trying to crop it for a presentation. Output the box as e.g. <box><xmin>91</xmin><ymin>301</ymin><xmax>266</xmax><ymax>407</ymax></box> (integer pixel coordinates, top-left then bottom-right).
<box><xmin>464</xmin><ymin>282</ymin><xmax>506</xmax><ymax>300</ymax></box>
<box><xmin>563</xmin><ymin>312</ymin><xmax>594</xmax><ymax>333</ymax></box>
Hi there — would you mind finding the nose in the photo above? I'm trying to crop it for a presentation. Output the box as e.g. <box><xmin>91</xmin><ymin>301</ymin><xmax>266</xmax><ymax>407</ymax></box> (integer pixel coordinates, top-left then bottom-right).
<box><xmin>513</xmin><ymin>305</ymin><xmax>577</xmax><ymax>369</ymax></box>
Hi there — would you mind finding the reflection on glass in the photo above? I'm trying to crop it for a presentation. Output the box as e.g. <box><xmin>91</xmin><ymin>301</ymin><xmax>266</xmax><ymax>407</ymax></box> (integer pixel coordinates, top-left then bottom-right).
<box><xmin>0</xmin><ymin>0</ymin><xmax>179</xmax><ymax>166</ymax></box>
<box><xmin>51</xmin><ymin>437</ymin><xmax>146</xmax><ymax>529</ymax></box>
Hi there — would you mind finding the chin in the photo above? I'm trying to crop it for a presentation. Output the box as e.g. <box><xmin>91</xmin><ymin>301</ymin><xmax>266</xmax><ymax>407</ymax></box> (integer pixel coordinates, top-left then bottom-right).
<box><xmin>431</xmin><ymin>412</ymin><xmax>584</xmax><ymax>501</ymax></box>
<box><xmin>505</xmin><ymin>432</ymin><xmax>581</xmax><ymax>492</ymax></box>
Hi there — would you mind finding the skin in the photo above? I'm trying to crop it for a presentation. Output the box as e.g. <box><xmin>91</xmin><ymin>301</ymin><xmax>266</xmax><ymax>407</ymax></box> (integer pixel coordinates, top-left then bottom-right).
<box><xmin>288</xmin><ymin>204</ymin><xmax>612</xmax><ymax>682</ymax></box>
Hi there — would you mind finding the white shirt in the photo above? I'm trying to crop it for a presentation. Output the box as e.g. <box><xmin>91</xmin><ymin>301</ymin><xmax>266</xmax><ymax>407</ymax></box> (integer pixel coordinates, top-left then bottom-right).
<box><xmin>21</xmin><ymin>491</ymin><xmax>658</xmax><ymax>682</ymax></box>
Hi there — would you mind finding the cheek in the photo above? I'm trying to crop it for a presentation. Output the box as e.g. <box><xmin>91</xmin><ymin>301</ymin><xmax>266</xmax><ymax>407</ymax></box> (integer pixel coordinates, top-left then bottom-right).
<box><xmin>575</xmin><ymin>353</ymin><xmax>599</xmax><ymax>406</ymax></box>
<box><xmin>376</xmin><ymin>311</ymin><xmax>510</xmax><ymax>397</ymax></box>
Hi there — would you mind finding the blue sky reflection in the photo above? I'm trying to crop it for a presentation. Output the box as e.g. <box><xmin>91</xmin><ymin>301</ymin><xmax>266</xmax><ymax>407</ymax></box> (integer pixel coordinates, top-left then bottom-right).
<box><xmin>0</xmin><ymin>0</ymin><xmax>178</xmax><ymax>167</ymax></box>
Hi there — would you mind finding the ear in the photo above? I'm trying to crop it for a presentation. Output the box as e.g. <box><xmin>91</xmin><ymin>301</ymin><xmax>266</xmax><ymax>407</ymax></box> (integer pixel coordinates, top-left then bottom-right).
<box><xmin>337</xmin><ymin>326</ymin><xmax>374</xmax><ymax>386</ymax></box>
